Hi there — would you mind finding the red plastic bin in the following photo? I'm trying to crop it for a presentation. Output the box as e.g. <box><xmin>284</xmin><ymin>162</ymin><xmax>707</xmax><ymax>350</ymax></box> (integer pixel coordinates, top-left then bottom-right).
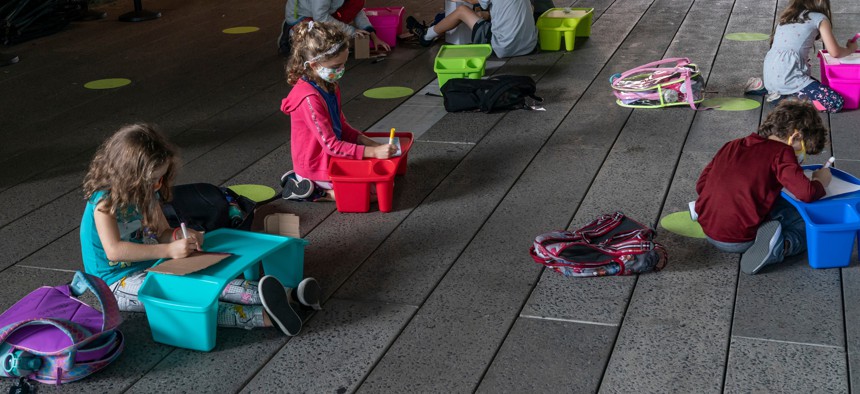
<box><xmin>328</xmin><ymin>132</ymin><xmax>413</xmax><ymax>213</ymax></box>
<box><xmin>818</xmin><ymin>50</ymin><xmax>860</xmax><ymax>109</ymax></box>
<box><xmin>365</xmin><ymin>7</ymin><xmax>404</xmax><ymax>48</ymax></box>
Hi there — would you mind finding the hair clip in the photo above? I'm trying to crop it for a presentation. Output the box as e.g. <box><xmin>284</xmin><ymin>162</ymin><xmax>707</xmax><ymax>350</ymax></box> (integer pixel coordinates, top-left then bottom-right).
<box><xmin>308</xmin><ymin>21</ymin><xmax>315</xmax><ymax>31</ymax></box>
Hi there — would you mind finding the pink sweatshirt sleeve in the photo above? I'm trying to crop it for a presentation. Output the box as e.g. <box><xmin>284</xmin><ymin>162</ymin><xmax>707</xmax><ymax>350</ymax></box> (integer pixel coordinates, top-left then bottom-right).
<box><xmin>298</xmin><ymin>94</ymin><xmax>365</xmax><ymax>159</ymax></box>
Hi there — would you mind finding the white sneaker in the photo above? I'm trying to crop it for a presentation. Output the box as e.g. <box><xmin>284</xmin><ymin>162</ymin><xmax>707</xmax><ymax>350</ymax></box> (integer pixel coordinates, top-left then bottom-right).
<box><xmin>743</xmin><ymin>77</ymin><xmax>764</xmax><ymax>93</ymax></box>
<box><xmin>766</xmin><ymin>91</ymin><xmax>781</xmax><ymax>102</ymax></box>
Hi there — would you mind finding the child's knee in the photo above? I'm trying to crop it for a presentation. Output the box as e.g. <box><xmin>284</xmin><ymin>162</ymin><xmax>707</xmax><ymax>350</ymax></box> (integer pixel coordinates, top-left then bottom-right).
<box><xmin>455</xmin><ymin>4</ymin><xmax>475</xmax><ymax>15</ymax></box>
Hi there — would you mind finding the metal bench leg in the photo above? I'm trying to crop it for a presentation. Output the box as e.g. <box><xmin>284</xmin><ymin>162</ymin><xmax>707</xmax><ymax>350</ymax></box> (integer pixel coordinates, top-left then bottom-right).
<box><xmin>119</xmin><ymin>0</ymin><xmax>161</xmax><ymax>22</ymax></box>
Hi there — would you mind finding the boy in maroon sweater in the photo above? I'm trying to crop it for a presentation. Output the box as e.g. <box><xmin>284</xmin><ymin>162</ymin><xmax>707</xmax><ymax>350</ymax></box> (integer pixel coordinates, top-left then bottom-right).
<box><xmin>696</xmin><ymin>100</ymin><xmax>832</xmax><ymax>274</ymax></box>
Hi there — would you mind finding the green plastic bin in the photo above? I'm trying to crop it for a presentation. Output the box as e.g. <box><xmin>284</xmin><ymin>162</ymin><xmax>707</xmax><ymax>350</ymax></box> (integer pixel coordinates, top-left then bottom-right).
<box><xmin>536</xmin><ymin>8</ymin><xmax>593</xmax><ymax>51</ymax></box>
<box><xmin>434</xmin><ymin>44</ymin><xmax>493</xmax><ymax>90</ymax></box>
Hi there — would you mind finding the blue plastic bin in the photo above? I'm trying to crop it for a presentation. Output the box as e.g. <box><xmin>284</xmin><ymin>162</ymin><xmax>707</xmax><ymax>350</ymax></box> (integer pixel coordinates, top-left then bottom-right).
<box><xmin>138</xmin><ymin>273</ymin><xmax>221</xmax><ymax>351</ymax></box>
<box><xmin>802</xmin><ymin>202</ymin><xmax>859</xmax><ymax>268</ymax></box>
<box><xmin>782</xmin><ymin>165</ymin><xmax>860</xmax><ymax>269</ymax></box>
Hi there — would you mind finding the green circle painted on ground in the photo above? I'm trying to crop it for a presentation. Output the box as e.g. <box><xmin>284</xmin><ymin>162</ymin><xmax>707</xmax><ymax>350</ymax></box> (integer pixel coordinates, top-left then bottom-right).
<box><xmin>701</xmin><ymin>97</ymin><xmax>761</xmax><ymax>111</ymax></box>
<box><xmin>725</xmin><ymin>32</ymin><xmax>770</xmax><ymax>41</ymax></box>
<box><xmin>84</xmin><ymin>78</ymin><xmax>131</xmax><ymax>89</ymax></box>
<box><xmin>363</xmin><ymin>86</ymin><xmax>415</xmax><ymax>99</ymax></box>
<box><xmin>228</xmin><ymin>184</ymin><xmax>277</xmax><ymax>203</ymax></box>
<box><xmin>660</xmin><ymin>211</ymin><xmax>706</xmax><ymax>239</ymax></box>
<box><xmin>222</xmin><ymin>26</ymin><xmax>260</xmax><ymax>34</ymax></box>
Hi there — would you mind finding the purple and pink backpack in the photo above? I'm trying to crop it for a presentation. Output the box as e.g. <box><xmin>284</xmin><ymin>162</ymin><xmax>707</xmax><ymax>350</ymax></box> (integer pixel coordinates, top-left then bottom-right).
<box><xmin>0</xmin><ymin>271</ymin><xmax>124</xmax><ymax>385</ymax></box>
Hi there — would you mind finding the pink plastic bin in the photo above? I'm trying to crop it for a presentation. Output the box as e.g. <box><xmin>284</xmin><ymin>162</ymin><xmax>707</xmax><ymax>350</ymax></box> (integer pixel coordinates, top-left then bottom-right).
<box><xmin>365</xmin><ymin>7</ymin><xmax>404</xmax><ymax>48</ymax></box>
<box><xmin>818</xmin><ymin>50</ymin><xmax>860</xmax><ymax>109</ymax></box>
<box><xmin>328</xmin><ymin>132</ymin><xmax>413</xmax><ymax>213</ymax></box>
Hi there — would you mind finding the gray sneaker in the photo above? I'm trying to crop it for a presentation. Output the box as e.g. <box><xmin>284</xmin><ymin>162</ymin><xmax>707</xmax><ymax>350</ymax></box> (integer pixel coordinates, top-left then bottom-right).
<box><xmin>740</xmin><ymin>220</ymin><xmax>783</xmax><ymax>275</ymax></box>
<box><xmin>294</xmin><ymin>277</ymin><xmax>322</xmax><ymax>311</ymax></box>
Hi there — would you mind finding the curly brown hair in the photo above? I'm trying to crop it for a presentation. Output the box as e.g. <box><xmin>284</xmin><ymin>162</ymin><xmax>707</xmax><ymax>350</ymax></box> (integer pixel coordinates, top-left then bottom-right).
<box><xmin>83</xmin><ymin>123</ymin><xmax>178</xmax><ymax>228</ymax></box>
<box><xmin>285</xmin><ymin>21</ymin><xmax>349</xmax><ymax>91</ymax></box>
<box><xmin>757</xmin><ymin>99</ymin><xmax>828</xmax><ymax>155</ymax></box>
<box><xmin>778</xmin><ymin>0</ymin><xmax>831</xmax><ymax>25</ymax></box>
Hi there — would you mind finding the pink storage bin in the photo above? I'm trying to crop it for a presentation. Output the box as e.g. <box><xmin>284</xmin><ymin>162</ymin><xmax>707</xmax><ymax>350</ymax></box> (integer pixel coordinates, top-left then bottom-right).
<box><xmin>365</xmin><ymin>7</ymin><xmax>404</xmax><ymax>48</ymax></box>
<box><xmin>818</xmin><ymin>50</ymin><xmax>860</xmax><ymax>110</ymax></box>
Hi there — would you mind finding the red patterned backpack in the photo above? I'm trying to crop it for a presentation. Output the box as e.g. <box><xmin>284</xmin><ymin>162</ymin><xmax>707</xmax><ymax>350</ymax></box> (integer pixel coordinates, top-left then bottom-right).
<box><xmin>530</xmin><ymin>212</ymin><xmax>668</xmax><ymax>277</ymax></box>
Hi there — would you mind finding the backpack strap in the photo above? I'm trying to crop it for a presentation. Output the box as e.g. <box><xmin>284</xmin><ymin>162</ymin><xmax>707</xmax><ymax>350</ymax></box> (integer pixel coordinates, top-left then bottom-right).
<box><xmin>0</xmin><ymin>318</ymin><xmax>92</xmax><ymax>349</ymax></box>
<box><xmin>0</xmin><ymin>318</ymin><xmax>92</xmax><ymax>381</ymax></box>
<box><xmin>616</xmin><ymin>58</ymin><xmax>690</xmax><ymax>81</ymax></box>
<box><xmin>68</xmin><ymin>272</ymin><xmax>122</xmax><ymax>332</ymax></box>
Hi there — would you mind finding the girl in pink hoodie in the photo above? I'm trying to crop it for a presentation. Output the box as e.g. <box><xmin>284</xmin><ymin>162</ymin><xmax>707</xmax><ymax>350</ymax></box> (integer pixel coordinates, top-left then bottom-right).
<box><xmin>280</xmin><ymin>21</ymin><xmax>396</xmax><ymax>201</ymax></box>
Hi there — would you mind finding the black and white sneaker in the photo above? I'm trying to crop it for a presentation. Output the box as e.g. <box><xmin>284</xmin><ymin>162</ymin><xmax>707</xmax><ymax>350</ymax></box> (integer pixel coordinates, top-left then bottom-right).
<box><xmin>280</xmin><ymin>170</ymin><xmax>314</xmax><ymax>200</ymax></box>
<box><xmin>406</xmin><ymin>16</ymin><xmax>434</xmax><ymax>47</ymax></box>
<box><xmin>259</xmin><ymin>275</ymin><xmax>302</xmax><ymax>336</ymax></box>
<box><xmin>293</xmin><ymin>277</ymin><xmax>322</xmax><ymax>311</ymax></box>
<box><xmin>0</xmin><ymin>53</ymin><xmax>19</xmax><ymax>67</ymax></box>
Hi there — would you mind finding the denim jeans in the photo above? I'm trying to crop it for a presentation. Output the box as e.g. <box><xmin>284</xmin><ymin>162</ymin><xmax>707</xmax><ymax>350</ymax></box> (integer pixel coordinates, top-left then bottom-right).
<box><xmin>706</xmin><ymin>197</ymin><xmax>807</xmax><ymax>261</ymax></box>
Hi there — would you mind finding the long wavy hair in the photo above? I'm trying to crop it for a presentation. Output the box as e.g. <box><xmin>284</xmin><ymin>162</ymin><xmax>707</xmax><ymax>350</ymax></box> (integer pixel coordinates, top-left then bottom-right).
<box><xmin>757</xmin><ymin>99</ymin><xmax>828</xmax><ymax>154</ymax></box>
<box><xmin>778</xmin><ymin>0</ymin><xmax>831</xmax><ymax>25</ymax></box>
<box><xmin>285</xmin><ymin>20</ymin><xmax>349</xmax><ymax>91</ymax></box>
<box><xmin>83</xmin><ymin>123</ymin><xmax>178</xmax><ymax>228</ymax></box>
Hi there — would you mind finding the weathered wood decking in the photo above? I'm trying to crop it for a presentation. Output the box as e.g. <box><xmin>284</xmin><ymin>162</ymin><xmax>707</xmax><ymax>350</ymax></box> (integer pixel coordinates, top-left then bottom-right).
<box><xmin>1</xmin><ymin>0</ymin><xmax>859</xmax><ymax>392</ymax></box>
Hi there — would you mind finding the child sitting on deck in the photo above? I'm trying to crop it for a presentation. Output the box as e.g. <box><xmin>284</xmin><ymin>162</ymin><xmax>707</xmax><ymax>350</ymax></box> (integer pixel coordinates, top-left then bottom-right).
<box><xmin>278</xmin><ymin>0</ymin><xmax>391</xmax><ymax>56</ymax></box>
<box><xmin>745</xmin><ymin>0</ymin><xmax>856</xmax><ymax>112</ymax></box>
<box><xmin>280</xmin><ymin>21</ymin><xmax>396</xmax><ymax>202</ymax></box>
<box><xmin>80</xmin><ymin>123</ymin><xmax>321</xmax><ymax>335</ymax></box>
<box><xmin>406</xmin><ymin>0</ymin><xmax>538</xmax><ymax>58</ymax></box>
<box><xmin>695</xmin><ymin>100</ymin><xmax>831</xmax><ymax>274</ymax></box>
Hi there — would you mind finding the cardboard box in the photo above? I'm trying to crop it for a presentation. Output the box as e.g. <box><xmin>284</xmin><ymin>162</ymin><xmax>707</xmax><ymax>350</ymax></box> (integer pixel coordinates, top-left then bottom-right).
<box><xmin>354</xmin><ymin>35</ymin><xmax>370</xmax><ymax>59</ymax></box>
<box><xmin>264</xmin><ymin>213</ymin><xmax>301</xmax><ymax>238</ymax></box>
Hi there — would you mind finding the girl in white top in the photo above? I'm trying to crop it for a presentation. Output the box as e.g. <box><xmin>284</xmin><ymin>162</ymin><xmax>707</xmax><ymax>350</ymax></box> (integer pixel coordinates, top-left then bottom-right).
<box><xmin>748</xmin><ymin>0</ymin><xmax>857</xmax><ymax>113</ymax></box>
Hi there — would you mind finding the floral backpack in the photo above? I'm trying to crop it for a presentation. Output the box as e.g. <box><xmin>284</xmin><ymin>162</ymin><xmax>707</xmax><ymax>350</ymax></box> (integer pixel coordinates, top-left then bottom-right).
<box><xmin>530</xmin><ymin>212</ymin><xmax>668</xmax><ymax>277</ymax></box>
<box><xmin>0</xmin><ymin>272</ymin><xmax>124</xmax><ymax>386</ymax></box>
<box><xmin>610</xmin><ymin>57</ymin><xmax>705</xmax><ymax>109</ymax></box>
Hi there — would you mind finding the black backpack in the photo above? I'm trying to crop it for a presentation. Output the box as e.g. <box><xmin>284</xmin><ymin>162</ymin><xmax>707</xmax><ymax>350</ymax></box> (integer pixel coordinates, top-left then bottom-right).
<box><xmin>1</xmin><ymin>0</ymin><xmax>88</xmax><ymax>45</ymax></box>
<box><xmin>441</xmin><ymin>75</ymin><xmax>542</xmax><ymax>113</ymax></box>
<box><xmin>161</xmin><ymin>183</ymin><xmax>258</xmax><ymax>232</ymax></box>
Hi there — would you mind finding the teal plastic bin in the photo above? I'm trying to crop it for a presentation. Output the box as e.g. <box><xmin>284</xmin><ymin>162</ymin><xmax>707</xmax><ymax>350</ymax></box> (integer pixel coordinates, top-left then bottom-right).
<box><xmin>434</xmin><ymin>44</ymin><xmax>493</xmax><ymax>90</ymax></box>
<box><xmin>783</xmin><ymin>165</ymin><xmax>860</xmax><ymax>269</ymax></box>
<box><xmin>138</xmin><ymin>273</ymin><xmax>221</xmax><ymax>351</ymax></box>
<box><xmin>138</xmin><ymin>228</ymin><xmax>308</xmax><ymax>351</ymax></box>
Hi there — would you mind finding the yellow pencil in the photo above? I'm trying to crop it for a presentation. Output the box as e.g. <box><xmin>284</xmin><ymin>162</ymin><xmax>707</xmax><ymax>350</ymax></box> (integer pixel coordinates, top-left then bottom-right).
<box><xmin>389</xmin><ymin>127</ymin><xmax>395</xmax><ymax>145</ymax></box>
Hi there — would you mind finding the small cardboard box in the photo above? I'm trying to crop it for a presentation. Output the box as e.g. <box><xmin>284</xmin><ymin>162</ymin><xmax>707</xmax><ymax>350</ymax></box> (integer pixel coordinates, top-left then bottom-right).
<box><xmin>354</xmin><ymin>35</ymin><xmax>370</xmax><ymax>59</ymax></box>
<box><xmin>264</xmin><ymin>213</ymin><xmax>301</xmax><ymax>238</ymax></box>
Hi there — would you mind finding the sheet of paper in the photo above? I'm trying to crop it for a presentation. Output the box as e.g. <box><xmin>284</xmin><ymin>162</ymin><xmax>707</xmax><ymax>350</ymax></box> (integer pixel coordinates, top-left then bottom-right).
<box><xmin>837</xmin><ymin>53</ymin><xmax>860</xmax><ymax>64</ymax></box>
<box><xmin>821</xmin><ymin>52</ymin><xmax>860</xmax><ymax>65</ymax></box>
<box><xmin>146</xmin><ymin>252</ymin><xmax>232</xmax><ymax>276</ymax></box>
<box><xmin>783</xmin><ymin>170</ymin><xmax>860</xmax><ymax>200</ymax></box>
<box><xmin>370</xmin><ymin>137</ymin><xmax>402</xmax><ymax>157</ymax></box>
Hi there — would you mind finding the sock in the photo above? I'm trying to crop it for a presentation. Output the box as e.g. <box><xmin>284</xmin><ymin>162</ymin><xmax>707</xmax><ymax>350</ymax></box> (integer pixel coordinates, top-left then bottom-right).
<box><xmin>424</xmin><ymin>27</ymin><xmax>439</xmax><ymax>40</ymax></box>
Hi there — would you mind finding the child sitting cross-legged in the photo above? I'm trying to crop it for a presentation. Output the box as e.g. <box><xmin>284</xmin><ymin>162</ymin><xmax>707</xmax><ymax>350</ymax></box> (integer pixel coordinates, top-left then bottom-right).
<box><xmin>80</xmin><ymin>123</ymin><xmax>322</xmax><ymax>335</ymax></box>
<box><xmin>406</xmin><ymin>0</ymin><xmax>538</xmax><ymax>58</ymax></box>
<box><xmin>695</xmin><ymin>99</ymin><xmax>831</xmax><ymax>275</ymax></box>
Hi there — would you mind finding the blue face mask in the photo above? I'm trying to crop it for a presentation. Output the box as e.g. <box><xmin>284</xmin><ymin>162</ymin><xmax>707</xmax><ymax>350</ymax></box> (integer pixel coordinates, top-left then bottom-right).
<box><xmin>315</xmin><ymin>65</ymin><xmax>345</xmax><ymax>83</ymax></box>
